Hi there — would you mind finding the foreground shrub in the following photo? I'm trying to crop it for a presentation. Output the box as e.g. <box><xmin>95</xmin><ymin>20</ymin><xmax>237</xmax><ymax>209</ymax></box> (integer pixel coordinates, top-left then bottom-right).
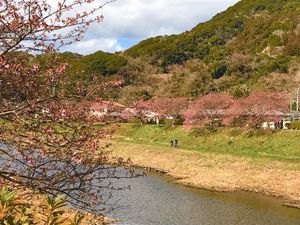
<box><xmin>0</xmin><ymin>186</ymin><xmax>83</xmax><ymax>225</ymax></box>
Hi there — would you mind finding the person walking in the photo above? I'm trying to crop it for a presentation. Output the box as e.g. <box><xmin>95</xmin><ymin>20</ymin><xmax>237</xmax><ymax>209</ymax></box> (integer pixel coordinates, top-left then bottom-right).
<box><xmin>170</xmin><ymin>139</ymin><xmax>174</xmax><ymax>148</ymax></box>
<box><xmin>280</xmin><ymin>119</ymin><xmax>284</xmax><ymax>129</ymax></box>
<box><xmin>174</xmin><ymin>138</ymin><xmax>179</xmax><ymax>148</ymax></box>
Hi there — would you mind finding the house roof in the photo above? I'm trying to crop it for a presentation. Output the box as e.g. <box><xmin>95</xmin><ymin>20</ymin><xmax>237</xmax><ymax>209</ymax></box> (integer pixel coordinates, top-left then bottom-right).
<box><xmin>91</xmin><ymin>101</ymin><xmax>126</xmax><ymax>111</ymax></box>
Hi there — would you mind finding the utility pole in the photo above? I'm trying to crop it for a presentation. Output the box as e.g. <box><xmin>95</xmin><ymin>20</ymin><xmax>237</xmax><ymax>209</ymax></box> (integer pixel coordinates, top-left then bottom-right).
<box><xmin>51</xmin><ymin>83</ymin><xmax>57</xmax><ymax>97</ymax></box>
<box><xmin>297</xmin><ymin>87</ymin><xmax>300</xmax><ymax>112</ymax></box>
<box><xmin>0</xmin><ymin>79</ymin><xmax>2</xmax><ymax>100</ymax></box>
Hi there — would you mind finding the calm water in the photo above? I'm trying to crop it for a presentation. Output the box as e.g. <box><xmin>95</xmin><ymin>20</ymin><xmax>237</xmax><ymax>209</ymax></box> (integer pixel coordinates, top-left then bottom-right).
<box><xmin>109</xmin><ymin>172</ymin><xmax>300</xmax><ymax>225</ymax></box>
<box><xmin>1</xmin><ymin>142</ymin><xmax>300</xmax><ymax>225</ymax></box>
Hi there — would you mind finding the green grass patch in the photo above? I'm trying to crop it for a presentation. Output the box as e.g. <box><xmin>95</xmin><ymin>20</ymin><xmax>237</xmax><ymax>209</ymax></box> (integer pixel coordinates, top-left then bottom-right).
<box><xmin>114</xmin><ymin>123</ymin><xmax>300</xmax><ymax>162</ymax></box>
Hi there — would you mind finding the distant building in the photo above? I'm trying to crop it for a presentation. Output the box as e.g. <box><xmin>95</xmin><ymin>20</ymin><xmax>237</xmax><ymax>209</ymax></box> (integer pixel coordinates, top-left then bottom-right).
<box><xmin>261</xmin><ymin>111</ymin><xmax>294</xmax><ymax>130</ymax></box>
<box><xmin>90</xmin><ymin>101</ymin><xmax>126</xmax><ymax>118</ymax></box>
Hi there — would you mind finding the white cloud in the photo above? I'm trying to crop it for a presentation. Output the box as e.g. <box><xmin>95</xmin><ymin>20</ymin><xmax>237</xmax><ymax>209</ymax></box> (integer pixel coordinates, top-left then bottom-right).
<box><xmin>63</xmin><ymin>0</ymin><xmax>240</xmax><ymax>54</ymax></box>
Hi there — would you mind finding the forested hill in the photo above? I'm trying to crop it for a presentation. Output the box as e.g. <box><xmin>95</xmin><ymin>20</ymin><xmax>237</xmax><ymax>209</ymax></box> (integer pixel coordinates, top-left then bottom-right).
<box><xmin>59</xmin><ymin>0</ymin><xmax>300</xmax><ymax>103</ymax></box>
<box><xmin>125</xmin><ymin>0</ymin><xmax>299</xmax><ymax>72</ymax></box>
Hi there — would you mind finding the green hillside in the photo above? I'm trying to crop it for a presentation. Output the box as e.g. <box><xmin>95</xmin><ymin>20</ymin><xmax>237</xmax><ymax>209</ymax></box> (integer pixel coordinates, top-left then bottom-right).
<box><xmin>123</xmin><ymin>0</ymin><xmax>300</xmax><ymax>96</ymax></box>
<box><xmin>59</xmin><ymin>0</ymin><xmax>300</xmax><ymax>102</ymax></box>
<box><xmin>122</xmin><ymin>0</ymin><xmax>299</xmax><ymax>99</ymax></box>
<box><xmin>126</xmin><ymin>0</ymin><xmax>299</xmax><ymax>71</ymax></box>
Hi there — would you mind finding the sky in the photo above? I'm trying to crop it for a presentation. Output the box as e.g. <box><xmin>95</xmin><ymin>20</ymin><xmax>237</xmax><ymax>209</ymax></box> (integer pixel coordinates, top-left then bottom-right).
<box><xmin>63</xmin><ymin>0</ymin><xmax>240</xmax><ymax>55</ymax></box>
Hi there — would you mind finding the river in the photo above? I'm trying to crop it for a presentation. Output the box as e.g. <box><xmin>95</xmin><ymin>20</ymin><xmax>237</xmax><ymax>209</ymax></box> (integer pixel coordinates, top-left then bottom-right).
<box><xmin>108</xmin><ymin>171</ymin><xmax>300</xmax><ymax>225</ymax></box>
<box><xmin>1</xmin><ymin>142</ymin><xmax>300</xmax><ymax>225</ymax></box>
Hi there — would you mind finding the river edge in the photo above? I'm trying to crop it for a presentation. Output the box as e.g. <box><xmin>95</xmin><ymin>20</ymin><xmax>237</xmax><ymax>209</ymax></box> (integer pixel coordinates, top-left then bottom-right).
<box><xmin>108</xmin><ymin>140</ymin><xmax>300</xmax><ymax>210</ymax></box>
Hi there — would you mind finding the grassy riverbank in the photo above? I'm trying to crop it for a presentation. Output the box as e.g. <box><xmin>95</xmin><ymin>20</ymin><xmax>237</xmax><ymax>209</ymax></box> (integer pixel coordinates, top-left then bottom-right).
<box><xmin>109</xmin><ymin>123</ymin><xmax>300</xmax><ymax>208</ymax></box>
<box><xmin>114</xmin><ymin>123</ymin><xmax>300</xmax><ymax>163</ymax></box>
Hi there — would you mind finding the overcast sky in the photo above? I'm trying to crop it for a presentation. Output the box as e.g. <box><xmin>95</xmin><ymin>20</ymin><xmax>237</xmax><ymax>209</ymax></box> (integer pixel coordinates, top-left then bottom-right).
<box><xmin>63</xmin><ymin>0</ymin><xmax>240</xmax><ymax>55</ymax></box>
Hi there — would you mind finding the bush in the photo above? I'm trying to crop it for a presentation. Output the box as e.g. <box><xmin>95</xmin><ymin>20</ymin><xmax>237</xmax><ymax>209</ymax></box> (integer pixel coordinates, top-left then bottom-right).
<box><xmin>190</xmin><ymin>127</ymin><xmax>218</xmax><ymax>137</ymax></box>
<box><xmin>288</xmin><ymin>121</ymin><xmax>300</xmax><ymax>130</ymax></box>
<box><xmin>244</xmin><ymin>128</ymin><xmax>277</xmax><ymax>138</ymax></box>
<box><xmin>230</xmin><ymin>86</ymin><xmax>251</xmax><ymax>98</ymax></box>
<box><xmin>82</xmin><ymin>51</ymin><xmax>128</xmax><ymax>76</ymax></box>
<box><xmin>266</xmin><ymin>56</ymin><xmax>290</xmax><ymax>73</ymax></box>
<box><xmin>212</xmin><ymin>65</ymin><xmax>228</xmax><ymax>79</ymax></box>
<box><xmin>127</xmin><ymin>117</ymin><xmax>142</xmax><ymax>124</ymax></box>
<box><xmin>160</xmin><ymin>117</ymin><xmax>184</xmax><ymax>126</ymax></box>
<box><xmin>284</xmin><ymin>33</ymin><xmax>300</xmax><ymax>56</ymax></box>
<box><xmin>0</xmin><ymin>186</ymin><xmax>84</xmax><ymax>225</ymax></box>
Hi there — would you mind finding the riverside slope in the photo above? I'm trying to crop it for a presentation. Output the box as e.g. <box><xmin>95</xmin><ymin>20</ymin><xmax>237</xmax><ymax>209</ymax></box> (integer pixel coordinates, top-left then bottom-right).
<box><xmin>109</xmin><ymin>140</ymin><xmax>300</xmax><ymax>209</ymax></box>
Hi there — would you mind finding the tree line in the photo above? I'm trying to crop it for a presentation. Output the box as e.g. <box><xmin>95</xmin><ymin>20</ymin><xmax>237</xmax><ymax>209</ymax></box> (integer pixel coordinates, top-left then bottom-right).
<box><xmin>132</xmin><ymin>91</ymin><xmax>288</xmax><ymax>129</ymax></box>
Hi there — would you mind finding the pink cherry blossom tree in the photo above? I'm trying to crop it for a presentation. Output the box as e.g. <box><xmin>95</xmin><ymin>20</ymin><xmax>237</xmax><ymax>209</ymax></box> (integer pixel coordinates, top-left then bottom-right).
<box><xmin>184</xmin><ymin>93</ymin><xmax>235</xmax><ymax>129</ymax></box>
<box><xmin>0</xmin><ymin>0</ymin><xmax>139</xmax><ymax>215</ymax></box>
<box><xmin>225</xmin><ymin>91</ymin><xmax>288</xmax><ymax>128</ymax></box>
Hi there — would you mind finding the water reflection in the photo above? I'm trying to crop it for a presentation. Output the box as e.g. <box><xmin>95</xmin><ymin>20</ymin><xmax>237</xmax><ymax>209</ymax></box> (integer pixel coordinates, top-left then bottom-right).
<box><xmin>2</xmin><ymin>142</ymin><xmax>300</xmax><ymax>225</ymax></box>
<box><xmin>109</xmin><ymin>172</ymin><xmax>300</xmax><ymax>225</ymax></box>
